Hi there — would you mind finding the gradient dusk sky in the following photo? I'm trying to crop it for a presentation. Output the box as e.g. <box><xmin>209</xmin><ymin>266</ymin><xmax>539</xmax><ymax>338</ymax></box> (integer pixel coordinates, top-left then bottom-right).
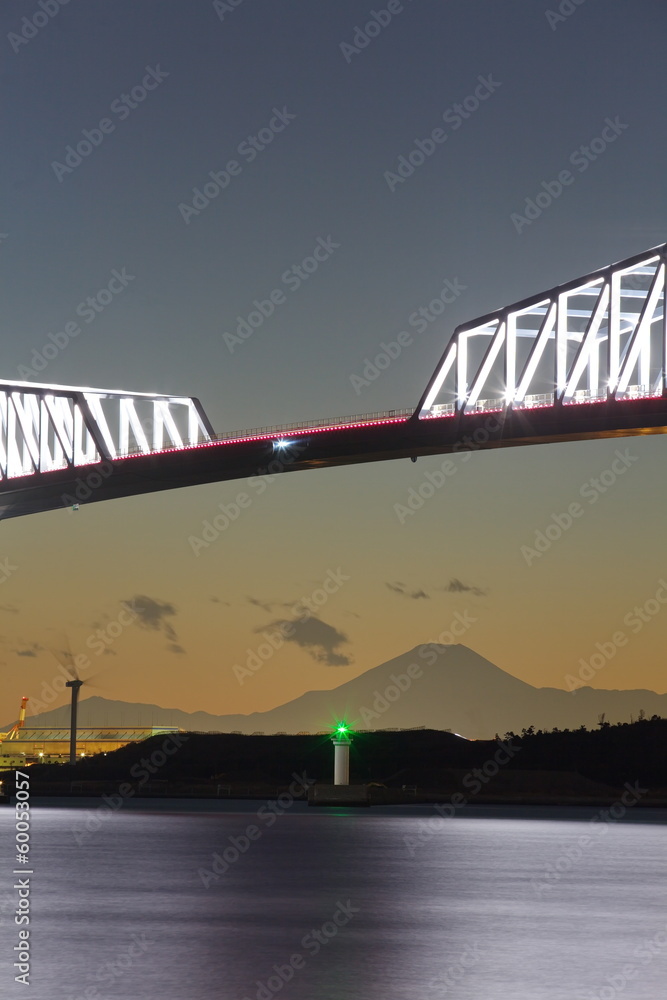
<box><xmin>1</xmin><ymin>0</ymin><xmax>666</xmax><ymax>725</ymax></box>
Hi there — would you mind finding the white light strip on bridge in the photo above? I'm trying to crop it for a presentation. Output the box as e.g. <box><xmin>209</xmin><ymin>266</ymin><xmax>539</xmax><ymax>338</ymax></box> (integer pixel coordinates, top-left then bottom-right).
<box><xmin>419</xmin><ymin>245</ymin><xmax>667</xmax><ymax>418</ymax></box>
<box><xmin>0</xmin><ymin>378</ymin><xmax>195</xmax><ymax>401</ymax></box>
<box><xmin>514</xmin><ymin>303</ymin><xmax>557</xmax><ymax>403</ymax></box>
<box><xmin>422</xmin><ymin>341</ymin><xmax>457</xmax><ymax>414</ymax></box>
<box><xmin>464</xmin><ymin>323</ymin><xmax>506</xmax><ymax>411</ymax></box>
<box><xmin>0</xmin><ymin>380</ymin><xmax>213</xmax><ymax>480</ymax></box>
<box><xmin>563</xmin><ymin>285</ymin><xmax>609</xmax><ymax>400</ymax></box>
<box><xmin>615</xmin><ymin>264</ymin><xmax>665</xmax><ymax>395</ymax></box>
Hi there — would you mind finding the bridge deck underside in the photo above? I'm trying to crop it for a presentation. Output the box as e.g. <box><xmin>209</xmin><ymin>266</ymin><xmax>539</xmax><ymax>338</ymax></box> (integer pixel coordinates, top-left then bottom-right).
<box><xmin>1</xmin><ymin>397</ymin><xmax>666</xmax><ymax>519</ymax></box>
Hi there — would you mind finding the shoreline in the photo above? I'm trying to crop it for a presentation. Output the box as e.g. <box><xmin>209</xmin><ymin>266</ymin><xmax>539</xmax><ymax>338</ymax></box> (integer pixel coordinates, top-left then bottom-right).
<box><xmin>7</xmin><ymin>787</ymin><xmax>667</xmax><ymax>810</ymax></box>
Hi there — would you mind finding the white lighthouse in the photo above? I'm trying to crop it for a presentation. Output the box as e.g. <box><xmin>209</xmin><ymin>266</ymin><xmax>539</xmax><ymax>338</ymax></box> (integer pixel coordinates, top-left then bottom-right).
<box><xmin>308</xmin><ymin>723</ymin><xmax>367</xmax><ymax>805</ymax></box>
<box><xmin>332</xmin><ymin>724</ymin><xmax>351</xmax><ymax>785</ymax></box>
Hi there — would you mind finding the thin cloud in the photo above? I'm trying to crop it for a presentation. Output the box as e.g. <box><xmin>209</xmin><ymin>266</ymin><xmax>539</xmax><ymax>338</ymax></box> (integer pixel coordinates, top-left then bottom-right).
<box><xmin>386</xmin><ymin>581</ymin><xmax>430</xmax><ymax>600</ymax></box>
<box><xmin>441</xmin><ymin>578</ymin><xmax>487</xmax><ymax>597</ymax></box>
<box><xmin>247</xmin><ymin>596</ymin><xmax>277</xmax><ymax>613</ymax></box>
<box><xmin>258</xmin><ymin>617</ymin><xmax>352</xmax><ymax>667</ymax></box>
<box><xmin>248</xmin><ymin>595</ymin><xmax>300</xmax><ymax>615</ymax></box>
<box><xmin>14</xmin><ymin>641</ymin><xmax>43</xmax><ymax>658</ymax></box>
<box><xmin>124</xmin><ymin>595</ymin><xmax>182</xmax><ymax>650</ymax></box>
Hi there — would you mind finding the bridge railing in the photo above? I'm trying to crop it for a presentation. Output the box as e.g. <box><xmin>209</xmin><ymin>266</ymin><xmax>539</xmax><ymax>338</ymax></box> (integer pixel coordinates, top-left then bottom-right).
<box><xmin>423</xmin><ymin>385</ymin><xmax>661</xmax><ymax>419</ymax></box>
<box><xmin>118</xmin><ymin>382</ymin><xmax>664</xmax><ymax>459</ymax></box>
<box><xmin>214</xmin><ymin>407</ymin><xmax>415</xmax><ymax>442</ymax></box>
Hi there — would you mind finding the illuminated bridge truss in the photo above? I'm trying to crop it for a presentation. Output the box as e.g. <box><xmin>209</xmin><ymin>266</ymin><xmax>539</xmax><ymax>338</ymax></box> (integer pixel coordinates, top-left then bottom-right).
<box><xmin>0</xmin><ymin>381</ymin><xmax>213</xmax><ymax>480</ymax></box>
<box><xmin>2</xmin><ymin>244</ymin><xmax>667</xmax><ymax>519</ymax></box>
<box><xmin>417</xmin><ymin>245</ymin><xmax>667</xmax><ymax>418</ymax></box>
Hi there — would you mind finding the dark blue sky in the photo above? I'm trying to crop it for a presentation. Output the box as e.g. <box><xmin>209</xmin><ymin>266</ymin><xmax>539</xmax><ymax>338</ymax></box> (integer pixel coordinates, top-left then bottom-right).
<box><xmin>1</xmin><ymin>0</ymin><xmax>666</xmax><ymax>722</ymax></box>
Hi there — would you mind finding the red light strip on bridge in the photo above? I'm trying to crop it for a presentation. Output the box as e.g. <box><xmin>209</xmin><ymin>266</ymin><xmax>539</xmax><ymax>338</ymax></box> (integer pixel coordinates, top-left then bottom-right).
<box><xmin>19</xmin><ymin>394</ymin><xmax>667</xmax><ymax>477</ymax></box>
<box><xmin>210</xmin><ymin>415</ymin><xmax>412</xmax><ymax>446</ymax></box>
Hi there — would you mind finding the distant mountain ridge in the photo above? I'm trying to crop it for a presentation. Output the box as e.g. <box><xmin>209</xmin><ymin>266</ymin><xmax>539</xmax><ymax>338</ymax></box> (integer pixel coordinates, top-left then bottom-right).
<box><xmin>6</xmin><ymin>644</ymin><xmax>667</xmax><ymax>740</ymax></box>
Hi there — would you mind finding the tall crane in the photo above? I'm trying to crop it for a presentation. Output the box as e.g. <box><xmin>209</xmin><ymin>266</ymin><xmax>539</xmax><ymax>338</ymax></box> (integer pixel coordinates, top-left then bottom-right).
<box><xmin>2</xmin><ymin>696</ymin><xmax>29</xmax><ymax>741</ymax></box>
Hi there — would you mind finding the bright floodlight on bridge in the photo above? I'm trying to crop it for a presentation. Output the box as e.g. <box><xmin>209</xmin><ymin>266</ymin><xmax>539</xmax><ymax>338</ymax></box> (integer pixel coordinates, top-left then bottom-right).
<box><xmin>273</xmin><ymin>439</ymin><xmax>293</xmax><ymax>450</ymax></box>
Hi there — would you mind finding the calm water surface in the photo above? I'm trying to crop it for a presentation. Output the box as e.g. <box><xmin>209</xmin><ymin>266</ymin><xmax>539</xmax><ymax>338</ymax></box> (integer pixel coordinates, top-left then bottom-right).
<box><xmin>1</xmin><ymin>801</ymin><xmax>665</xmax><ymax>999</ymax></box>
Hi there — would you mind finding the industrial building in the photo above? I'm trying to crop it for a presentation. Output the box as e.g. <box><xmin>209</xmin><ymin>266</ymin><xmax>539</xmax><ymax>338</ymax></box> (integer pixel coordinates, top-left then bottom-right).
<box><xmin>0</xmin><ymin>697</ymin><xmax>181</xmax><ymax>767</ymax></box>
<box><xmin>0</xmin><ymin>726</ymin><xmax>183</xmax><ymax>768</ymax></box>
